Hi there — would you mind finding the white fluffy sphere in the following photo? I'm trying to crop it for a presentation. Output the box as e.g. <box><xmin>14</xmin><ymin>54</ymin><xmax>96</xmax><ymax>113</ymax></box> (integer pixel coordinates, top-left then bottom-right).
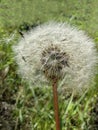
<box><xmin>13</xmin><ymin>22</ymin><xmax>97</xmax><ymax>92</ymax></box>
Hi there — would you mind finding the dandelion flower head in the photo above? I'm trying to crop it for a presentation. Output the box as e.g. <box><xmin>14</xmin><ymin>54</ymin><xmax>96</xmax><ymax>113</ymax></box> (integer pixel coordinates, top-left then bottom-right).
<box><xmin>13</xmin><ymin>22</ymin><xmax>97</xmax><ymax>92</ymax></box>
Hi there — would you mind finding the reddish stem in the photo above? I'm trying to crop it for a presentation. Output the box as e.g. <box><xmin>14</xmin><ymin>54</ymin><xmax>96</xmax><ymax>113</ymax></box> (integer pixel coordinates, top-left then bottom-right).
<box><xmin>52</xmin><ymin>79</ymin><xmax>61</xmax><ymax>130</ymax></box>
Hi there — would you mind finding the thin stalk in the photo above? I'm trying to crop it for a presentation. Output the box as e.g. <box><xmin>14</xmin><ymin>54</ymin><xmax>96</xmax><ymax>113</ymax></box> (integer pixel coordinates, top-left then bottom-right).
<box><xmin>52</xmin><ymin>79</ymin><xmax>61</xmax><ymax>130</ymax></box>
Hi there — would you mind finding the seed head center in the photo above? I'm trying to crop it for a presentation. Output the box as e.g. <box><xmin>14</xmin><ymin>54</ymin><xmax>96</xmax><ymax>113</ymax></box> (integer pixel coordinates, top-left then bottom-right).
<box><xmin>41</xmin><ymin>45</ymin><xmax>69</xmax><ymax>80</ymax></box>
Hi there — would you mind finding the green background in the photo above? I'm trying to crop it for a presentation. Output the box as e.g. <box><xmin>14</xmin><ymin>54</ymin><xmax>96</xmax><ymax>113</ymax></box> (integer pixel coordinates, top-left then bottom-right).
<box><xmin>0</xmin><ymin>0</ymin><xmax>98</xmax><ymax>130</ymax></box>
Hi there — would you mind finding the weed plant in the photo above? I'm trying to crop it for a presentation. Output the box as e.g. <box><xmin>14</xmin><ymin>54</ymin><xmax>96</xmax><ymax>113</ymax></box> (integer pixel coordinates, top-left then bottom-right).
<box><xmin>0</xmin><ymin>0</ymin><xmax>98</xmax><ymax>130</ymax></box>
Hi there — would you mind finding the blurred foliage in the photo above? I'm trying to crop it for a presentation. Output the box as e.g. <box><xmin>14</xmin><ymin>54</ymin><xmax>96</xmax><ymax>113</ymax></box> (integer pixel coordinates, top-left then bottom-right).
<box><xmin>0</xmin><ymin>0</ymin><xmax>98</xmax><ymax>130</ymax></box>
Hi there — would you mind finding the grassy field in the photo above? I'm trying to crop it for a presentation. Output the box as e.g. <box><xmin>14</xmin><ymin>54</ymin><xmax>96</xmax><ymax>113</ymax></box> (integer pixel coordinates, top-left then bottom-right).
<box><xmin>0</xmin><ymin>0</ymin><xmax>98</xmax><ymax>130</ymax></box>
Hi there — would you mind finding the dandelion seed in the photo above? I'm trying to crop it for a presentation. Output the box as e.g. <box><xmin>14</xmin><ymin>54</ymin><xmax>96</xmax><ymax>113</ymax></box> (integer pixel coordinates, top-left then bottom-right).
<box><xmin>0</xmin><ymin>31</ymin><xmax>16</xmax><ymax>44</ymax></box>
<box><xmin>13</xmin><ymin>22</ymin><xmax>97</xmax><ymax>92</ymax></box>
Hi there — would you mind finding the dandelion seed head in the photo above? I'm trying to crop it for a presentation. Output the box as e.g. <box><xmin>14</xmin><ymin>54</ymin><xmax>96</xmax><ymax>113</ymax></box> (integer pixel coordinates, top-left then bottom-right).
<box><xmin>13</xmin><ymin>22</ymin><xmax>98</xmax><ymax>93</ymax></box>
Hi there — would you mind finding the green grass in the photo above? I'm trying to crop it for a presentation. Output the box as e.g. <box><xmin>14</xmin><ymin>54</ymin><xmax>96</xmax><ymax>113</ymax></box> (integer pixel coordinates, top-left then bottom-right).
<box><xmin>0</xmin><ymin>0</ymin><xmax>98</xmax><ymax>130</ymax></box>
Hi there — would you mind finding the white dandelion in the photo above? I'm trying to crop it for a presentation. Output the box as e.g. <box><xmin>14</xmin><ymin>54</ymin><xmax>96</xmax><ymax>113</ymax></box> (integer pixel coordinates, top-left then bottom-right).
<box><xmin>13</xmin><ymin>22</ymin><xmax>97</xmax><ymax>92</ymax></box>
<box><xmin>13</xmin><ymin>22</ymin><xmax>97</xmax><ymax>130</ymax></box>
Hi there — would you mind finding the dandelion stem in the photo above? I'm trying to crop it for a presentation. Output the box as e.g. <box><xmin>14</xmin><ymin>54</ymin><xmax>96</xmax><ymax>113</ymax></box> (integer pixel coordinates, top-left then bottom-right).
<box><xmin>52</xmin><ymin>78</ymin><xmax>61</xmax><ymax>130</ymax></box>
